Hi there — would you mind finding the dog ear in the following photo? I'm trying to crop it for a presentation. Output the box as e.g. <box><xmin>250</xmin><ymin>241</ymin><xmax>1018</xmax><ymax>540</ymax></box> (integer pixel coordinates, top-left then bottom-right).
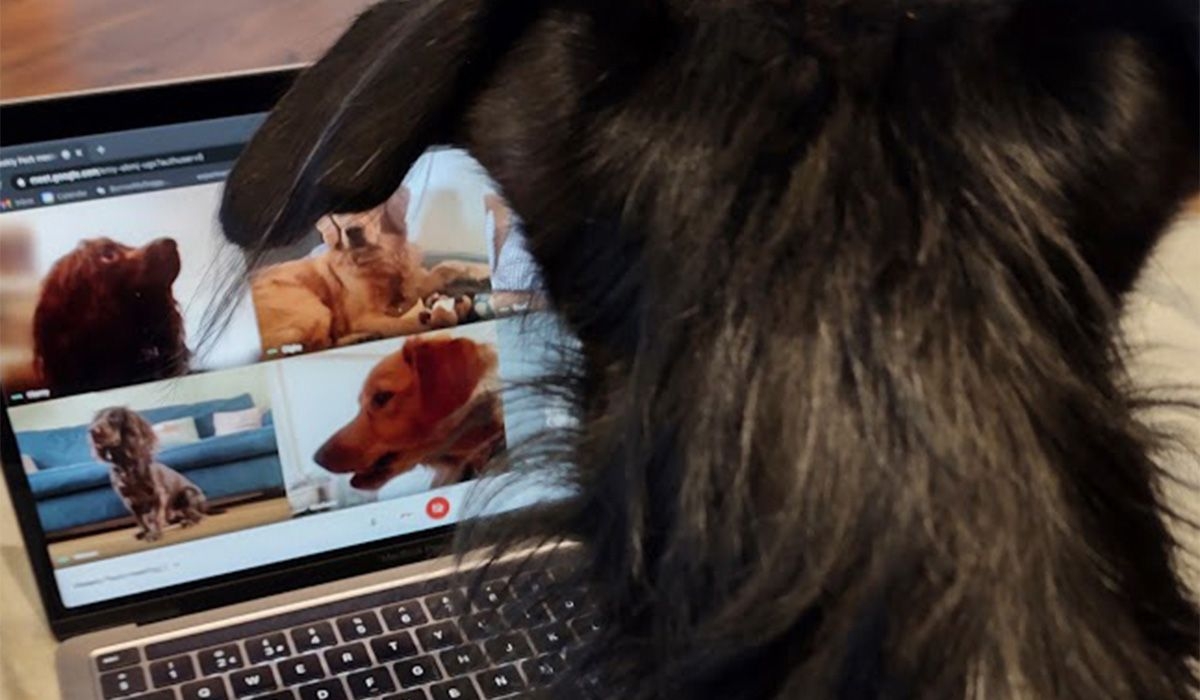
<box><xmin>220</xmin><ymin>0</ymin><xmax>539</xmax><ymax>250</ymax></box>
<box><xmin>381</xmin><ymin>186</ymin><xmax>411</xmax><ymax>239</ymax></box>
<box><xmin>402</xmin><ymin>337</ymin><xmax>486</xmax><ymax>421</ymax></box>
<box><xmin>1148</xmin><ymin>0</ymin><xmax>1198</xmax><ymax>66</ymax></box>
<box><xmin>1001</xmin><ymin>0</ymin><xmax>1199</xmax><ymax>292</ymax></box>
<box><xmin>318</xmin><ymin>216</ymin><xmax>342</xmax><ymax>249</ymax></box>
<box><xmin>122</xmin><ymin>408</ymin><xmax>158</xmax><ymax>455</ymax></box>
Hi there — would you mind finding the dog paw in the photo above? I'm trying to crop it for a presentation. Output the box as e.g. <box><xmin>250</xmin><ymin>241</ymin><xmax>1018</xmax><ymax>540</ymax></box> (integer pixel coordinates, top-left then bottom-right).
<box><xmin>420</xmin><ymin>294</ymin><xmax>470</xmax><ymax>328</ymax></box>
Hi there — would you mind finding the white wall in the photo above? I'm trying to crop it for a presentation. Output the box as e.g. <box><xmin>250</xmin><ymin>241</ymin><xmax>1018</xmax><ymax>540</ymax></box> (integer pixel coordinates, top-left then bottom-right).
<box><xmin>403</xmin><ymin>148</ymin><xmax>494</xmax><ymax>259</ymax></box>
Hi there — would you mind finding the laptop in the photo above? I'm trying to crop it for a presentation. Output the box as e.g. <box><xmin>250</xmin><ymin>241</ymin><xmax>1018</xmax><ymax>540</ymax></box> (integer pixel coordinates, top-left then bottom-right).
<box><xmin>0</xmin><ymin>67</ymin><xmax>588</xmax><ymax>700</ymax></box>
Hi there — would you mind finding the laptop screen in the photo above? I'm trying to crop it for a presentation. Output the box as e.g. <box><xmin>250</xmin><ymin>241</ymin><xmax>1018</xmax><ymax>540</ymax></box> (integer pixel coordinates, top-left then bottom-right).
<box><xmin>0</xmin><ymin>106</ymin><xmax>569</xmax><ymax>609</ymax></box>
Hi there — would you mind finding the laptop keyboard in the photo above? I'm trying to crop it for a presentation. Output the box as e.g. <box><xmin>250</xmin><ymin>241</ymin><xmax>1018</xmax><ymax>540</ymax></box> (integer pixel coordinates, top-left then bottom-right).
<box><xmin>92</xmin><ymin>560</ymin><xmax>599</xmax><ymax>700</ymax></box>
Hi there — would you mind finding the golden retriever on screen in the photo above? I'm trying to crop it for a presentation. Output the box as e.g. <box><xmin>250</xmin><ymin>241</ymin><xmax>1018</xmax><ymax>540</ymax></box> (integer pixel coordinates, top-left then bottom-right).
<box><xmin>313</xmin><ymin>335</ymin><xmax>505</xmax><ymax>490</ymax></box>
<box><xmin>251</xmin><ymin>186</ymin><xmax>488</xmax><ymax>354</ymax></box>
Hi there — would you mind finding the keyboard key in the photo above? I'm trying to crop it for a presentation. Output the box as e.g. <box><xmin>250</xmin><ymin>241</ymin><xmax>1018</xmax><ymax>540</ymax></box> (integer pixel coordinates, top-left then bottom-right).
<box><xmin>298</xmin><ymin>679</ymin><xmax>348</xmax><ymax>700</ymax></box>
<box><xmin>499</xmin><ymin>602</ymin><xmax>550</xmax><ymax>629</ymax></box>
<box><xmin>336</xmin><ymin>611</ymin><xmax>384</xmax><ymax>641</ymax></box>
<box><xmin>547</xmin><ymin>592</ymin><xmax>586</xmax><ymax>620</ymax></box>
<box><xmin>520</xmin><ymin>655</ymin><xmax>565</xmax><ymax>687</ymax></box>
<box><xmin>230</xmin><ymin>666</ymin><xmax>278</xmax><ymax>697</ymax></box>
<box><xmin>180</xmin><ymin>677</ymin><xmax>229</xmax><ymax>700</ymax></box>
<box><xmin>140</xmin><ymin>576</ymin><xmax>449</xmax><ymax>662</ymax></box>
<box><xmin>247</xmin><ymin>632</ymin><xmax>292</xmax><ymax>664</ymax></box>
<box><xmin>424</xmin><ymin>591</ymin><xmax>468</xmax><ymax>620</ymax></box>
<box><xmin>101</xmin><ymin>667</ymin><xmax>148</xmax><ymax>698</ymax></box>
<box><xmin>278</xmin><ymin>654</ymin><xmax>326</xmax><ymax>685</ymax></box>
<box><xmin>96</xmin><ymin>648</ymin><xmax>141</xmax><ymax>673</ymax></box>
<box><xmin>470</xmin><ymin>581</ymin><xmax>510</xmax><ymax>610</ymax></box>
<box><xmin>429</xmin><ymin>678</ymin><xmax>480</xmax><ymax>700</ymax></box>
<box><xmin>198</xmin><ymin>644</ymin><xmax>244</xmax><ymax>675</ymax></box>
<box><xmin>291</xmin><ymin>622</ymin><xmax>337</xmax><ymax>652</ymax></box>
<box><xmin>324</xmin><ymin>643</ymin><xmax>372</xmax><ymax>674</ymax></box>
<box><xmin>476</xmin><ymin>666</ymin><xmax>525</xmax><ymax>698</ymax></box>
<box><xmin>253</xmin><ymin>692</ymin><xmax>297</xmax><ymax>700</ymax></box>
<box><xmin>484</xmin><ymin>634</ymin><xmax>533</xmax><ymax>665</ymax></box>
<box><xmin>346</xmin><ymin>667</ymin><xmax>397</xmax><ymax>698</ymax></box>
<box><xmin>384</xmin><ymin>691</ymin><xmax>430</xmax><ymax>700</ymax></box>
<box><xmin>509</xmin><ymin>572</ymin><xmax>551</xmax><ymax>600</ymax></box>
<box><xmin>126</xmin><ymin>692</ymin><xmax>175</xmax><ymax>700</ymax></box>
<box><xmin>568</xmin><ymin>614</ymin><xmax>603</xmax><ymax>640</ymax></box>
<box><xmin>438</xmin><ymin>644</ymin><xmax>487</xmax><ymax>675</ymax></box>
<box><xmin>528</xmin><ymin>623</ymin><xmax>573</xmax><ymax>655</ymax></box>
<box><xmin>370</xmin><ymin>631</ymin><xmax>418</xmax><ymax>663</ymax></box>
<box><xmin>381</xmin><ymin>602</ymin><xmax>427</xmax><ymax>630</ymax></box>
<box><xmin>394</xmin><ymin>656</ymin><xmax>442</xmax><ymax>688</ymax></box>
<box><xmin>461</xmin><ymin>611</ymin><xmax>503</xmax><ymax>641</ymax></box>
<box><xmin>415</xmin><ymin>622</ymin><xmax>462</xmax><ymax>651</ymax></box>
<box><xmin>150</xmin><ymin>655</ymin><xmax>196</xmax><ymax>687</ymax></box>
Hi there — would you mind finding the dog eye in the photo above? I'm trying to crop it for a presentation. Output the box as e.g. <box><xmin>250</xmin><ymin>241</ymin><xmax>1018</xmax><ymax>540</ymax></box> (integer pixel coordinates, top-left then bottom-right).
<box><xmin>371</xmin><ymin>391</ymin><xmax>395</xmax><ymax>408</ymax></box>
<box><xmin>99</xmin><ymin>246</ymin><xmax>121</xmax><ymax>262</ymax></box>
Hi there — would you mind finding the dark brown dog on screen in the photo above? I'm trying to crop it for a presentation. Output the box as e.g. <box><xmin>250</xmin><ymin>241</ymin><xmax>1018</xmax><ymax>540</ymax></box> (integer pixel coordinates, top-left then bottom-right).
<box><xmin>90</xmin><ymin>407</ymin><xmax>207</xmax><ymax>543</ymax></box>
<box><xmin>218</xmin><ymin>1</ymin><xmax>1200</xmax><ymax>698</ymax></box>
<box><xmin>33</xmin><ymin>237</ymin><xmax>187</xmax><ymax>396</ymax></box>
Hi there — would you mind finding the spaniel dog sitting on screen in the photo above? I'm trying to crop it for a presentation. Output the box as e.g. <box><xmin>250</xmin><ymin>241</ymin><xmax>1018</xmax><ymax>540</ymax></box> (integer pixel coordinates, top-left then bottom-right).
<box><xmin>33</xmin><ymin>237</ymin><xmax>187</xmax><ymax>396</ymax></box>
<box><xmin>90</xmin><ymin>407</ymin><xmax>207</xmax><ymax>543</ymax></box>
<box><xmin>219</xmin><ymin>1</ymin><xmax>1200</xmax><ymax>698</ymax></box>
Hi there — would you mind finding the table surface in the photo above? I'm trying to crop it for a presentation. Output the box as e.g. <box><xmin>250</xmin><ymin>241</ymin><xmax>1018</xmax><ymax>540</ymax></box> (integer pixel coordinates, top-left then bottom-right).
<box><xmin>0</xmin><ymin>3</ymin><xmax>1198</xmax><ymax>698</ymax></box>
<box><xmin>0</xmin><ymin>0</ymin><xmax>371</xmax><ymax>101</ymax></box>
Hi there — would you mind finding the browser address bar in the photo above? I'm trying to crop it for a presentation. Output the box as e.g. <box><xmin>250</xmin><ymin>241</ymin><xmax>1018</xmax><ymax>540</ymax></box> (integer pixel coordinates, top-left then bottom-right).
<box><xmin>9</xmin><ymin>144</ymin><xmax>244</xmax><ymax>189</ymax></box>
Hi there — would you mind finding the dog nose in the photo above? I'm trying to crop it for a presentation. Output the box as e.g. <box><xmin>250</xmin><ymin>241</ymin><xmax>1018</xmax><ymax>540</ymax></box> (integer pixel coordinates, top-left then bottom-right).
<box><xmin>314</xmin><ymin>440</ymin><xmax>351</xmax><ymax>473</ymax></box>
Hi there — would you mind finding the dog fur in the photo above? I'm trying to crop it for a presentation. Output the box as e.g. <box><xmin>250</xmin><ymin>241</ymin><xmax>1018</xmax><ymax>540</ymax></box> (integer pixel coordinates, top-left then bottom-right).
<box><xmin>218</xmin><ymin>1</ymin><xmax>1200</xmax><ymax>698</ymax></box>
<box><xmin>250</xmin><ymin>185</ymin><xmax>489</xmax><ymax>353</ymax></box>
<box><xmin>89</xmin><ymin>407</ymin><xmax>207</xmax><ymax>542</ymax></box>
<box><xmin>33</xmin><ymin>237</ymin><xmax>186</xmax><ymax>396</ymax></box>
<box><xmin>313</xmin><ymin>334</ymin><xmax>506</xmax><ymax>491</ymax></box>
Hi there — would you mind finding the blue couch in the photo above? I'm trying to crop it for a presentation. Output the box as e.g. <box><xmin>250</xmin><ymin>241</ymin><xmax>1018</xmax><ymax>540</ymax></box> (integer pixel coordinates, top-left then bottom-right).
<box><xmin>17</xmin><ymin>393</ymin><xmax>285</xmax><ymax>538</ymax></box>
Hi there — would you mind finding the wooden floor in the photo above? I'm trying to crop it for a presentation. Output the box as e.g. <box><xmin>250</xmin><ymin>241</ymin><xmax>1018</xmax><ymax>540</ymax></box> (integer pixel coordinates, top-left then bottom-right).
<box><xmin>0</xmin><ymin>0</ymin><xmax>373</xmax><ymax>100</ymax></box>
<box><xmin>47</xmin><ymin>497</ymin><xmax>293</xmax><ymax>568</ymax></box>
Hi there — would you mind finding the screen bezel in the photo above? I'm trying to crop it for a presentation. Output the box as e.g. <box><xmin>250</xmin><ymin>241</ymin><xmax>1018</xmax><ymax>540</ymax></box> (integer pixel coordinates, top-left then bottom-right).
<box><xmin>0</xmin><ymin>67</ymin><xmax>461</xmax><ymax>639</ymax></box>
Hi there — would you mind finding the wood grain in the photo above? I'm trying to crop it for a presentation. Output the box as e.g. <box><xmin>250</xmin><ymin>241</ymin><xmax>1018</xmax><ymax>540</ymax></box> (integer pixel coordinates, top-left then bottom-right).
<box><xmin>0</xmin><ymin>0</ymin><xmax>374</xmax><ymax>100</ymax></box>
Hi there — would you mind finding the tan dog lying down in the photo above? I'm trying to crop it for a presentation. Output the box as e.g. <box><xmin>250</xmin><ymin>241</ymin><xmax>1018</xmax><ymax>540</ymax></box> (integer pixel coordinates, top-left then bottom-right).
<box><xmin>89</xmin><ymin>406</ymin><xmax>207</xmax><ymax>542</ymax></box>
<box><xmin>251</xmin><ymin>186</ymin><xmax>489</xmax><ymax>353</ymax></box>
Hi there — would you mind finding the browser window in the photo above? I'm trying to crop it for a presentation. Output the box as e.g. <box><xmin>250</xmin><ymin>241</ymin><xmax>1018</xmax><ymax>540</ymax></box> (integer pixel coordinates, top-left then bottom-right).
<box><xmin>0</xmin><ymin>115</ymin><xmax>569</xmax><ymax>609</ymax></box>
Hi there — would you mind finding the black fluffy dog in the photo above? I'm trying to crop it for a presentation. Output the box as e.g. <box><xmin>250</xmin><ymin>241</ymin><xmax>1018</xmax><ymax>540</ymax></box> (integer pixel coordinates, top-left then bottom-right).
<box><xmin>219</xmin><ymin>2</ymin><xmax>1199</xmax><ymax>698</ymax></box>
